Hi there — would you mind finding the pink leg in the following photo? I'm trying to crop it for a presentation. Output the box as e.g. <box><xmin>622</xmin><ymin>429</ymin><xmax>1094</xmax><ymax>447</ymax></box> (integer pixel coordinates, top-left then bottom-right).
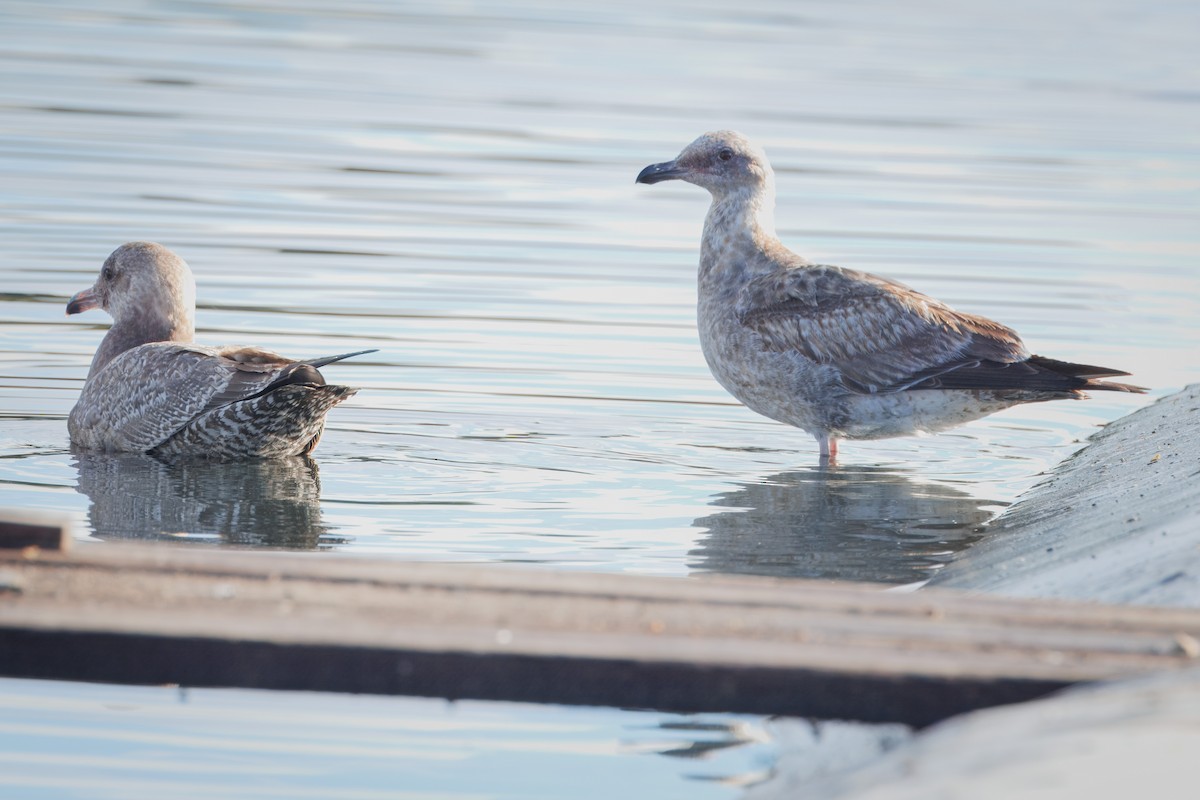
<box><xmin>816</xmin><ymin>434</ymin><xmax>839</xmax><ymax>461</ymax></box>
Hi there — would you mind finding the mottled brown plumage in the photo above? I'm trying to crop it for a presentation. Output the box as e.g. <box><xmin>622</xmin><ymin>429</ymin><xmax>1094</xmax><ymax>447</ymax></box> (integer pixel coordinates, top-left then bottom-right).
<box><xmin>637</xmin><ymin>131</ymin><xmax>1144</xmax><ymax>460</ymax></box>
<box><xmin>66</xmin><ymin>242</ymin><xmax>372</xmax><ymax>459</ymax></box>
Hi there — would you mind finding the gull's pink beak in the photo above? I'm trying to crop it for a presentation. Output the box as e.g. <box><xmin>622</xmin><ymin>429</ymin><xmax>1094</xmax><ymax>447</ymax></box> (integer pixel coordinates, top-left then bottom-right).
<box><xmin>66</xmin><ymin>287</ymin><xmax>100</xmax><ymax>315</ymax></box>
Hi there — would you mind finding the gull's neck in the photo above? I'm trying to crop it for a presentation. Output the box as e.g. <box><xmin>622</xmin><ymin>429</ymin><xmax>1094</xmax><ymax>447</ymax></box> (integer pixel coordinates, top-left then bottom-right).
<box><xmin>700</xmin><ymin>182</ymin><xmax>781</xmax><ymax>290</ymax></box>
<box><xmin>88</xmin><ymin>309</ymin><xmax>194</xmax><ymax>378</ymax></box>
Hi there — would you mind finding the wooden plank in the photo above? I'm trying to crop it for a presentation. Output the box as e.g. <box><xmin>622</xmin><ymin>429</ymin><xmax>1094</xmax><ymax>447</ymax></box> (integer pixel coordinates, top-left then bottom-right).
<box><xmin>2</xmin><ymin>544</ymin><xmax>1199</xmax><ymax>726</ymax></box>
<box><xmin>0</xmin><ymin>511</ymin><xmax>72</xmax><ymax>551</ymax></box>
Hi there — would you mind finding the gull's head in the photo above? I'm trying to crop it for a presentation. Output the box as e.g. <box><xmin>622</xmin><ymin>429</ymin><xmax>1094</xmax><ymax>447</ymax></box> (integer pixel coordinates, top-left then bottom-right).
<box><xmin>636</xmin><ymin>130</ymin><xmax>774</xmax><ymax>197</ymax></box>
<box><xmin>67</xmin><ymin>241</ymin><xmax>196</xmax><ymax>328</ymax></box>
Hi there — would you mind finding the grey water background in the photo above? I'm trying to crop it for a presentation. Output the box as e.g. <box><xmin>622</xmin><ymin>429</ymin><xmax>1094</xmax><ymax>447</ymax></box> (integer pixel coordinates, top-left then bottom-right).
<box><xmin>0</xmin><ymin>1</ymin><xmax>1197</xmax><ymax>798</ymax></box>
<box><xmin>2</xmin><ymin>0</ymin><xmax>1197</xmax><ymax>581</ymax></box>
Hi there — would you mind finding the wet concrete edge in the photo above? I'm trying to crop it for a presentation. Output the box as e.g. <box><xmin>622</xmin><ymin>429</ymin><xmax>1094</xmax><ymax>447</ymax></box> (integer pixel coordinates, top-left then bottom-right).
<box><xmin>928</xmin><ymin>383</ymin><xmax>1200</xmax><ymax>606</ymax></box>
<box><xmin>748</xmin><ymin>384</ymin><xmax>1200</xmax><ymax>798</ymax></box>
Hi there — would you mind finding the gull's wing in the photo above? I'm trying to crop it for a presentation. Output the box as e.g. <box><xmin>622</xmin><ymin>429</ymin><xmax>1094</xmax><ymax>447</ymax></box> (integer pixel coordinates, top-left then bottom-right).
<box><xmin>735</xmin><ymin>264</ymin><xmax>1041</xmax><ymax>394</ymax></box>
<box><xmin>196</xmin><ymin>346</ymin><xmax>376</xmax><ymax>415</ymax></box>
<box><xmin>69</xmin><ymin>343</ymin><xmax>296</xmax><ymax>452</ymax></box>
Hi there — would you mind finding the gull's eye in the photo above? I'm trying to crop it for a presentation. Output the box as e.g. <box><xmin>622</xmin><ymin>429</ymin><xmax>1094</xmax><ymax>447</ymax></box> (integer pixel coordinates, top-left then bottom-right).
<box><xmin>717</xmin><ymin>148</ymin><xmax>734</xmax><ymax>162</ymax></box>
<box><xmin>102</xmin><ymin>267</ymin><xmax>115</xmax><ymax>281</ymax></box>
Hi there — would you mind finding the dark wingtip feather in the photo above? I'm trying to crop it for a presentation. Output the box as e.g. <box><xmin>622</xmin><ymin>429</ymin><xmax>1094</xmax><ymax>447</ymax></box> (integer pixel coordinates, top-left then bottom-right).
<box><xmin>1027</xmin><ymin>355</ymin><xmax>1132</xmax><ymax>379</ymax></box>
<box><xmin>899</xmin><ymin>353</ymin><xmax>1147</xmax><ymax>394</ymax></box>
<box><xmin>1028</xmin><ymin>355</ymin><xmax>1147</xmax><ymax>393</ymax></box>
<box><xmin>262</xmin><ymin>351</ymin><xmax>374</xmax><ymax>395</ymax></box>
<box><xmin>302</xmin><ymin>349</ymin><xmax>378</xmax><ymax>369</ymax></box>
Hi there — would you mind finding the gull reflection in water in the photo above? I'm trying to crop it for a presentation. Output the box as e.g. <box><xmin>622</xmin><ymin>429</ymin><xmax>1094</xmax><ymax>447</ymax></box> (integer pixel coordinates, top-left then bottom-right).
<box><xmin>72</xmin><ymin>453</ymin><xmax>339</xmax><ymax>548</ymax></box>
<box><xmin>690</xmin><ymin>467</ymin><xmax>1000</xmax><ymax>585</ymax></box>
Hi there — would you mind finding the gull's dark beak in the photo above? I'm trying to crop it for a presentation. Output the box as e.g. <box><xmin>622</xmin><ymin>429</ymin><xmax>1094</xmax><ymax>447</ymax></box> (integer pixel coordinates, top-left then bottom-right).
<box><xmin>66</xmin><ymin>287</ymin><xmax>100</xmax><ymax>315</ymax></box>
<box><xmin>636</xmin><ymin>160</ymin><xmax>686</xmax><ymax>185</ymax></box>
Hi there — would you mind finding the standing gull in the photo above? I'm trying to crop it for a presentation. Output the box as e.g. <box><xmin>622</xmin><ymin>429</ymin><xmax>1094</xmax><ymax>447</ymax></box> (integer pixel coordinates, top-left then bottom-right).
<box><xmin>636</xmin><ymin>131</ymin><xmax>1144</xmax><ymax>460</ymax></box>
<box><xmin>66</xmin><ymin>242</ymin><xmax>373</xmax><ymax>459</ymax></box>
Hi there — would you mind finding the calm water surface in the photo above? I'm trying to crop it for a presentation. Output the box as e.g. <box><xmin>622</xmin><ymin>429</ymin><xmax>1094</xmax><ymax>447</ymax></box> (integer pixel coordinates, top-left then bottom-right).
<box><xmin>0</xmin><ymin>0</ymin><xmax>1197</xmax><ymax>796</ymax></box>
<box><xmin>1</xmin><ymin>677</ymin><xmax>913</xmax><ymax>800</ymax></box>
<box><xmin>0</xmin><ymin>0</ymin><xmax>1190</xmax><ymax>581</ymax></box>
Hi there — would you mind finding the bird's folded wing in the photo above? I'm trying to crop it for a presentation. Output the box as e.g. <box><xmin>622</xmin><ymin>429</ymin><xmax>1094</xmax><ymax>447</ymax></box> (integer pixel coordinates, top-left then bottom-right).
<box><xmin>735</xmin><ymin>265</ymin><xmax>1029</xmax><ymax>393</ymax></box>
<box><xmin>72</xmin><ymin>343</ymin><xmax>290</xmax><ymax>451</ymax></box>
<box><xmin>198</xmin><ymin>345</ymin><xmax>298</xmax><ymax>412</ymax></box>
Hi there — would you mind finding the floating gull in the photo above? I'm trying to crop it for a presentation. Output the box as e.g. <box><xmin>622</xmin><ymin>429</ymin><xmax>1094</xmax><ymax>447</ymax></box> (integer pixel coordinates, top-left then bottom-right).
<box><xmin>66</xmin><ymin>242</ymin><xmax>373</xmax><ymax>459</ymax></box>
<box><xmin>637</xmin><ymin>131</ymin><xmax>1144</xmax><ymax>460</ymax></box>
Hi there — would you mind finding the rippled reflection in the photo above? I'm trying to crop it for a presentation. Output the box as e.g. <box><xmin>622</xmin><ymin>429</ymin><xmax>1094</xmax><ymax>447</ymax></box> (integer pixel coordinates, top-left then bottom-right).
<box><xmin>690</xmin><ymin>468</ymin><xmax>999</xmax><ymax>584</ymax></box>
<box><xmin>634</xmin><ymin>718</ymin><xmax>766</xmax><ymax>762</ymax></box>
<box><xmin>72</xmin><ymin>452</ymin><xmax>338</xmax><ymax>548</ymax></box>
